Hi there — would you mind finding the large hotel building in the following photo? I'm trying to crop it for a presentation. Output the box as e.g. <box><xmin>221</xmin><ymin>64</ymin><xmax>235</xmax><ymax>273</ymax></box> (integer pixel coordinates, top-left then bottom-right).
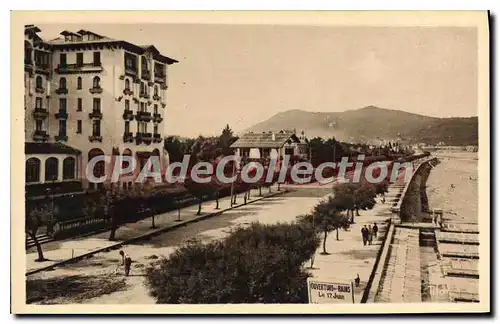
<box><xmin>24</xmin><ymin>25</ymin><xmax>178</xmax><ymax>196</ymax></box>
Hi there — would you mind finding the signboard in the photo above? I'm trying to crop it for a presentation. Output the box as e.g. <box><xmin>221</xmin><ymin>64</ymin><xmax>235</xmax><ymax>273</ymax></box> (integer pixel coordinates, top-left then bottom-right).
<box><xmin>307</xmin><ymin>278</ymin><xmax>355</xmax><ymax>304</ymax></box>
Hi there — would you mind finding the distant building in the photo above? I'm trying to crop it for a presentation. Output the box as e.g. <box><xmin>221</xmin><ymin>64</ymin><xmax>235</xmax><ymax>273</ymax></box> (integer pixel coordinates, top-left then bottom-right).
<box><xmin>230</xmin><ymin>130</ymin><xmax>308</xmax><ymax>161</ymax></box>
<box><xmin>24</xmin><ymin>25</ymin><xmax>178</xmax><ymax>193</ymax></box>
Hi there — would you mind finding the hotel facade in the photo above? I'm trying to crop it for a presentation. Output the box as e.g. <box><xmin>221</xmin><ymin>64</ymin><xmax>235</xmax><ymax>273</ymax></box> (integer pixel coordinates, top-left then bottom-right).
<box><xmin>24</xmin><ymin>25</ymin><xmax>178</xmax><ymax>196</ymax></box>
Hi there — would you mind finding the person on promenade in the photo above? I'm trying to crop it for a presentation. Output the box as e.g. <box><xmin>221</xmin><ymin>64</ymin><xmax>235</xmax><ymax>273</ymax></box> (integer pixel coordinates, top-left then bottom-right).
<box><xmin>368</xmin><ymin>225</ymin><xmax>373</xmax><ymax>245</ymax></box>
<box><xmin>361</xmin><ymin>225</ymin><xmax>369</xmax><ymax>246</ymax></box>
<box><xmin>373</xmin><ymin>223</ymin><xmax>378</xmax><ymax>239</ymax></box>
<box><xmin>118</xmin><ymin>250</ymin><xmax>132</xmax><ymax>277</ymax></box>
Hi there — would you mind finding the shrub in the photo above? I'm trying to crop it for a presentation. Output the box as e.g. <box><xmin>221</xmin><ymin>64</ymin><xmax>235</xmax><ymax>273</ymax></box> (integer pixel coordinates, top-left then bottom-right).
<box><xmin>146</xmin><ymin>222</ymin><xmax>319</xmax><ymax>304</ymax></box>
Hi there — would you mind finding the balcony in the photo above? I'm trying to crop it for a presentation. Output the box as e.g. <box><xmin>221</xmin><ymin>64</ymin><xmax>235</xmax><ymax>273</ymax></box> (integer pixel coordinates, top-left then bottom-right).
<box><xmin>141</xmin><ymin>70</ymin><xmax>150</xmax><ymax>81</ymax></box>
<box><xmin>135</xmin><ymin>132</ymin><xmax>153</xmax><ymax>145</ymax></box>
<box><xmin>125</xmin><ymin>66</ymin><xmax>138</xmax><ymax>77</ymax></box>
<box><xmin>32</xmin><ymin>130</ymin><xmax>49</xmax><ymax>142</ymax></box>
<box><xmin>153</xmin><ymin>113</ymin><xmax>163</xmax><ymax>123</ymax></box>
<box><xmin>35</xmin><ymin>64</ymin><xmax>51</xmax><ymax>75</ymax></box>
<box><xmin>35</xmin><ymin>87</ymin><xmax>45</xmax><ymax>94</ymax></box>
<box><xmin>123</xmin><ymin>88</ymin><xmax>134</xmax><ymax>96</ymax></box>
<box><xmin>55</xmin><ymin>63</ymin><xmax>103</xmax><ymax>74</ymax></box>
<box><xmin>123</xmin><ymin>132</ymin><xmax>134</xmax><ymax>143</ymax></box>
<box><xmin>89</xmin><ymin>110</ymin><xmax>103</xmax><ymax>119</ymax></box>
<box><xmin>89</xmin><ymin>87</ymin><xmax>103</xmax><ymax>94</ymax></box>
<box><xmin>154</xmin><ymin>74</ymin><xmax>166</xmax><ymax>84</ymax></box>
<box><xmin>160</xmin><ymin>84</ymin><xmax>168</xmax><ymax>90</ymax></box>
<box><xmin>55</xmin><ymin>134</ymin><xmax>68</xmax><ymax>142</ymax></box>
<box><xmin>139</xmin><ymin>92</ymin><xmax>150</xmax><ymax>99</ymax></box>
<box><xmin>25</xmin><ymin>61</ymin><xmax>34</xmax><ymax>75</ymax></box>
<box><xmin>89</xmin><ymin>135</ymin><xmax>103</xmax><ymax>143</ymax></box>
<box><xmin>32</xmin><ymin>108</ymin><xmax>49</xmax><ymax>119</ymax></box>
<box><xmin>153</xmin><ymin>133</ymin><xmax>162</xmax><ymax>143</ymax></box>
<box><xmin>153</xmin><ymin>94</ymin><xmax>161</xmax><ymax>101</ymax></box>
<box><xmin>135</xmin><ymin>111</ymin><xmax>152</xmax><ymax>122</ymax></box>
<box><xmin>122</xmin><ymin>109</ymin><xmax>134</xmax><ymax>120</ymax></box>
<box><xmin>55</xmin><ymin>110</ymin><xmax>68</xmax><ymax>119</ymax></box>
<box><xmin>55</xmin><ymin>88</ymin><xmax>68</xmax><ymax>95</ymax></box>
<box><xmin>161</xmin><ymin>102</ymin><xmax>166</xmax><ymax>108</ymax></box>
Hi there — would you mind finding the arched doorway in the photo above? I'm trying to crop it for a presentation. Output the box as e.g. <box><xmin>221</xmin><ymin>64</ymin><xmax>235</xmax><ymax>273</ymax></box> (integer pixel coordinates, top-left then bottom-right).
<box><xmin>88</xmin><ymin>148</ymin><xmax>105</xmax><ymax>189</ymax></box>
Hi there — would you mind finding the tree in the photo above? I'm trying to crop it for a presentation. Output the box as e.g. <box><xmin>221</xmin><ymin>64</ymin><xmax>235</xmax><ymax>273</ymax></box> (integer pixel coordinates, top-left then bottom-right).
<box><xmin>135</xmin><ymin>182</ymin><xmax>156</xmax><ymax>229</ymax></box>
<box><xmin>218</xmin><ymin>124</ymin><xmax>238</xmax><ymax>157</ymax></box>
<box><xmin>26</xmin><ymin>202</ymin><xmax>52</xmax><ymax>262</ymax></box>
<box><xmin>184</xmin><ymin>178</ymin><xmax>218</xmax><ymax>216</ymax></box>
<box><xmin>332</xmin><ymin>183</ymin><xmax>357</xmax><ymax>223</ymax></box>
<box><xmin>98</xmin><ymin>184</ymin><xmax>126</xmax><ymax>241</ymax></box>
<box><xmin>300</xmin><ymin>197</ymin><xmax>350</xmax><ymax>255</ymax></box>
<box><xmin>352</xmin><ymin>184</ymin><xmax>377</xmax><ymax>217</ymax></box>
<box><xmin>145</xmin><ymin>222</ymin><xmax>319</xmax><ymax>304</ymax></box>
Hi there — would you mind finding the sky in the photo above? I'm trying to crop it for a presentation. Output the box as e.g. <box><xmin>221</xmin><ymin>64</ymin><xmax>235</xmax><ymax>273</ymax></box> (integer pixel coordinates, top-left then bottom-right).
<box><xmin>37</xmin><ymin>23</ymin><xmax>478</xmax><ymax>137</ymax></box>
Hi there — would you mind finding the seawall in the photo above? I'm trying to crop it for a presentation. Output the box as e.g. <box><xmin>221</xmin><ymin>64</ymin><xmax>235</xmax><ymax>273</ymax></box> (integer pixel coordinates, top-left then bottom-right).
<box><xmin>400</xmin><ymin>157</ymin><xmax>440</xmax><ymax>222</ymax></box>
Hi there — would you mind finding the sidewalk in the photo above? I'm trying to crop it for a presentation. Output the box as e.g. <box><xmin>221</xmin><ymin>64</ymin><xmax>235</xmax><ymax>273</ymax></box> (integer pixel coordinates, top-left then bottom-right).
<box><xmin>26</xmin><ymin>186</ymin><xmax>279</xmax><ymax>273</ymax></box>
<box><xmin>306</xmin><ymin>192</ymin><xmax>396</xmax><ymax>303</ymax></box>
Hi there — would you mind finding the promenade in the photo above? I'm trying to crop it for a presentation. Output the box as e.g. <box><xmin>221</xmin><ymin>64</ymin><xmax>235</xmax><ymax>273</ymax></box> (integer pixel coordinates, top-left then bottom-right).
<box><xmin>27</xmin><ymin>186</ymin><xmax>279</xmax><ymax>273</ymax></box>
<box><xmin>27</xmin><ymin>181</ymin><xmax>396</xmax><ymax>304</ymax></box>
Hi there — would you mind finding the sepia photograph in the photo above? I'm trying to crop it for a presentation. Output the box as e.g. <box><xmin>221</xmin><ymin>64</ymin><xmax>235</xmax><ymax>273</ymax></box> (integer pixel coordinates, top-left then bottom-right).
<box><xmin>11</xmin><ymin>11</ymin><xmax>490</xmax><ymax>314</ymax></box>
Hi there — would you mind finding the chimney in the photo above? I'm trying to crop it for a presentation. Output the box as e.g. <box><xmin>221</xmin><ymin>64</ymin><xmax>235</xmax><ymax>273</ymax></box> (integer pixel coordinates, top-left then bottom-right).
<box><xmin>271</xmin><ymin>132</ymin><xmax>276</xmax><ymax>141</ymax></box>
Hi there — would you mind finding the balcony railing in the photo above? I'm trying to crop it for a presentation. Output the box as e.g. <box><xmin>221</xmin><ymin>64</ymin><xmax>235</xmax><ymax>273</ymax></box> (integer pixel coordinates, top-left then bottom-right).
<box><xmin>125</xmin><ymin>66</ymin><xmax>138</xmax><ymax>77</ymax></box>
<box><xmin>135</xmin><ymin>111</ymin><xmax>152</xmax><ymax>122</ymax></box>
<box><xmin>89</xmin><ymin>110</ymin><xmax>103</xmax><ymax>119</ymax></box>
<box><xmin>122</xmin><ymin>109</ymin><xmax>134</xmax><ymax>120</ymax></box>
<box><xmin>89</xmin><ymin>135</ymin><xmax>103</xmax><ymax>142</ymax></box>
<box><xmin>153</xmin><ymin>94</ymin><xmax>161</xmax><ymax>101</ymax></box>
<box><xmin>89</xmin><ymin>87</ymin><xmax>103</xmax><ymax>94</ymax></box>
<box><xmin>35</xmin><ymin>65</ymin><xmax>51</xmax><ymax>75</ymax></box>
<box><xmin>135</xmin><ymin>132</ymin><xmax>153</xmax><ymax>144</ymax></box>
<box><xmin>33</xmin><ymin>130</ymin><xmax>49</xmax><ymax>142</ymax></box>
<box><xmin>25</xmin><ymin>63</ymin><xmax>34</xmax><ymax>75</ymax></box>
<box><xmin>154</xmin><ymin>74</ymin><xmax>166</xmax><ymax>84</ymax></box>
<box><xmin>35</xmin><ymin>87</ymin><xmax>45</xmax><ymax>94</ymax></box>
<box><xmin>160</xmin><ymin>84</ymin><xmax>168</xmax><ymax>90</ymax></box>
<box><xmin>139</xmin><ymin>92</ymin><xmax>150</xmax><ymax>99</ymax></box>
<box><xmin>56</xmin><ymin>63</ymin><xmax>103</xmax><ymax>74</ymax></box>
<box><xmin>153</xmin><ymin>133</ymin><xmax>162</xmax><ymax>143</ymax></box>
<box><xmin>123</xmin><ymin>132</ymin><xmax>134</xmax><ymax>143</ymax></box>
<box><xmin>55</xmin><ymin>110</ymin><xmax>68</xmax><ymax>119</ymax></box>
<box><xmin>55</xmin><ymin>134</ymin><xmax>68</xmax><ymax>142</ymax></box>
<box><xmin>123</xmin><ymin>88</ymin><xmax>134</xmax><ymax>96</ymax></box>
<box><xmin>55</xmin><ymin>88</ymin><xmax>68</xmax><ymax>95</ymax></box>
<box><xmin>32</xmin><ymin>108</ymin><xmax>49</xmax><ymax>119</ymax></box>
<box><xmin>153</xmin><ymin>113</ymin><xmax>163</xmax><ymax>123</ymax></box>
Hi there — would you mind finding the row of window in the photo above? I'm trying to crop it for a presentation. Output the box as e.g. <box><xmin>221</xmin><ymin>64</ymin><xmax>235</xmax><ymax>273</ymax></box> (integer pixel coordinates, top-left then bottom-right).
<box><xmin>124</xmin><ymin>78</ymin><xmax>162</xmax><ymax>97</ymax></box>
<box><xmin>124</xmin><ymin>53</ymin><xmax>165</xmax><ymax>76</ymax></box>
<box><xmin>26</xmin><ymin>157</ymin><xmax>75</xmax><ymax>183</ymax></box>
<box><xmin>56</xmin><ymin>76</ymin><xmax>101</xmax><ymax>90</ymax></box>
<box><xmin>34</xmin><ymin>119</ymin><xmax>160</xmax><ymax>137</ymax></box>
<box><xmin>59</xmin><ymin>52</ymin><xmax>101</xmax><ymax>67</ymax></box>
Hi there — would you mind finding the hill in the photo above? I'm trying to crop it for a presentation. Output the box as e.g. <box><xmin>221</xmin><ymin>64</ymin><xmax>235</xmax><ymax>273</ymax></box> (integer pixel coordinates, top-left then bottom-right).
<box><xmin>244</xmin><ymin>106</ymin><xmax>478</xmax><ymax>146</ymax></box>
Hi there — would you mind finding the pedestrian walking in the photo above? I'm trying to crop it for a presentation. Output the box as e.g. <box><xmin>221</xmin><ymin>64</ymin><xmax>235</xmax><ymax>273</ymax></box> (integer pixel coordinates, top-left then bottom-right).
<box><xmin>118</xmin><ymin>250</ymin><xmax>132</xmax><ymax>276</ymax></box>
<box><xmin>368</xmin><ymin>225</ymin><xmax>373</xmax><ymax>245</ymax></box>
<box><xmin>354</xmin><ymin>274</ymin><xmax>360</xmax><ymax>287</ymax></box>
<box><xmin>361</xmin><ymin>225</ymin><xmax>368</xmax><ymax>246</ymax></box>
<box><xmin>373</xmin><ymin>223</ymin><xmax>378</xmax><ymax>239</ymax></box>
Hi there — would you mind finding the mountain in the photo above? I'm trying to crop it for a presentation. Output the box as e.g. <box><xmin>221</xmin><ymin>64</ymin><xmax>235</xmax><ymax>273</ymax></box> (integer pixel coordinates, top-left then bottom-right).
<box><xmin>244</xmin><ymin>106</ymin><xmax>478</xmax><ymax>146</ymax></box>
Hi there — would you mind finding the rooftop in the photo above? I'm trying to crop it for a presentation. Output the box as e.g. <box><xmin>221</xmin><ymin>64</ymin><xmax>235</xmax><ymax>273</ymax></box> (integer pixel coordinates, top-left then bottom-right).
<box><xmin>230</xmin><ymin>130</ymin><xmax>301</xmax><ymax>149</ymax></box>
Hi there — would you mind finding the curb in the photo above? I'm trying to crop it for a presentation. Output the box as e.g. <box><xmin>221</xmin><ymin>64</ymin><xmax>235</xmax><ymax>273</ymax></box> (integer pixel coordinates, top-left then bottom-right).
<box><xmin>26</xmin><ymin>190</ymin><xmax>288</xmax><ymax>276</ymax></box>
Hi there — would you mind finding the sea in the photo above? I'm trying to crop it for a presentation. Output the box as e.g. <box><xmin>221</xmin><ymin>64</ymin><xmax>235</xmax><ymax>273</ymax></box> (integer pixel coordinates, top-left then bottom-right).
<box><xmin>426</xmin><ymin>151</ymin><xmax>478</xmax><ymax>224</ymax></box>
